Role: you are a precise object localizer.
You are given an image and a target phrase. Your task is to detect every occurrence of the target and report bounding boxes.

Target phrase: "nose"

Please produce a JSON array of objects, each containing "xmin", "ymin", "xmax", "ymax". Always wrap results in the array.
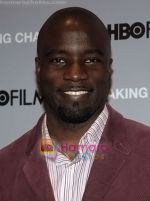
[{"xmin": 63, "ymin": 62, "xmax": 88, "ymax": 81}]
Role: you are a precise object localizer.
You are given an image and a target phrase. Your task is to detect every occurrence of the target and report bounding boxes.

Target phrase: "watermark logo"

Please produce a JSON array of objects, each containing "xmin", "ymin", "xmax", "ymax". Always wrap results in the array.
[
  {"xmin": 40, "ymin": 138, "xmax": 109, "ymax": 161},
  {"xmin": 0, "ymin": 0, "xmax": 67, "ymax": 6},
  {"xmin": 40, "ymin": 138, "xmax": 57, "ymax": 160}
]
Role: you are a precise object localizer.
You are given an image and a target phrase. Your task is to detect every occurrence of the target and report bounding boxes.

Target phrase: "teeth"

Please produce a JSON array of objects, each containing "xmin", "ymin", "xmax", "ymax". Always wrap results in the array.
[{"xmin": 64, "ymin": 91, "xmax": 88, "ymax": 95}]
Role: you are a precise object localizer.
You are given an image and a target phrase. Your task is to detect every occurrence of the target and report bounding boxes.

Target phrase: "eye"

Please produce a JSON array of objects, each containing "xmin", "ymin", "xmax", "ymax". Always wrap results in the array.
[
  {"xmin": 48, "ymin": 57, "xmax": 66, "ymax": 65},
  {"xmin": 84, "ymin": 57, "xmax": 101, "ymax": 64}
]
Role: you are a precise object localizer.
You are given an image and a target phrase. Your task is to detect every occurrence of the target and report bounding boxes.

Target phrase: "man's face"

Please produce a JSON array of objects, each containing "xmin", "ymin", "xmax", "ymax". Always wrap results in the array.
[{"xmin": 36, "ymin": 23, "xmax": 112, "ymax": 123}]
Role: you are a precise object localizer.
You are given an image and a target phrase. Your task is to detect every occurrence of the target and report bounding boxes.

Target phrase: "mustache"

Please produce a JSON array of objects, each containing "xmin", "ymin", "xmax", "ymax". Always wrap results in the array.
[{"xmin": 57, "ymin": 85, "xmax": 93, "ymax": 92}]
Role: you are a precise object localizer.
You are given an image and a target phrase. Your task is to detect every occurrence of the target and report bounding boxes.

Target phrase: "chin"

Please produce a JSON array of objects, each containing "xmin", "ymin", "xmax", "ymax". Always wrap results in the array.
[{"xmin": 57, "ymin": 103, "xmax": 99, "ymax": 124}]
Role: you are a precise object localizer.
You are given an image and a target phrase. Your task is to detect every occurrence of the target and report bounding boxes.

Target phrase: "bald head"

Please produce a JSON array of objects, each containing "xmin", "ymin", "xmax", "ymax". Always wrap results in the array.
[{"xmin": 37, "ymin": 7, "xmax": 111, "ymax": 59}]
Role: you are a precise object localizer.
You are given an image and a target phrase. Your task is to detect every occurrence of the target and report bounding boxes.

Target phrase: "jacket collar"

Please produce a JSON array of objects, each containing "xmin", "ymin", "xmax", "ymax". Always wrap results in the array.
[{"xmin": 13, "ymin": 105, "xmax": 131, "ymax": 201}]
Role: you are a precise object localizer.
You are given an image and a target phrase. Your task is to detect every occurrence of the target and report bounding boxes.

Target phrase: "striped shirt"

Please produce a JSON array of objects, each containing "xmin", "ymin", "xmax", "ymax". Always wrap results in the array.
[{"xmin": 42, "ymin": 105, "xmax": 108, "ymax": 201}]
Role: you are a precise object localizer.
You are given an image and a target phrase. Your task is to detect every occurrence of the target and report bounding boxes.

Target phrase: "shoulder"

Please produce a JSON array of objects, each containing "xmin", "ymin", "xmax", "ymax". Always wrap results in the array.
[
  {"xmin": 124, "ymin": 117, "xmax": 150, "ymax": 134},
  {"xmin": 0, "ymin": 114, "xmax": 44, "ymax": 159},
  {"xmin": 0, "ymin": 129, "xmax": 32, "ymax": 188},
  {"xmin": 113, "ymin": 106, "xmax": 150, "ymax": 154},
  {"xmin": 107, "ymin": 105, "xmax": 150, "ymax": 153},
  {"xmin": 0, "ymin": 115, "xmax": 44, "ymax": 188},
  {"xmin": 123, "ymin": 117, "xmax": 150, "ymax": 154},
  {"xmin": 0, "ymin": 128, "xmax": 32, "ymax": 160},
  {"xmin": 108, "ymin": 104, "xmax": 150, "ymax": 134}
]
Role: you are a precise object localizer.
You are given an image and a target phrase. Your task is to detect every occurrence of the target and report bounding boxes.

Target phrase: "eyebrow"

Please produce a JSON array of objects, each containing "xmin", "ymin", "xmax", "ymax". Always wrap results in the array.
[
  {"xmin": 84, "ymin": 49, "xmax": 104, "ymax": 56},
  {"xmin": 44, "ymin": 49, "xmax": 67, "ymax": 57},
  {"xmin": 44, "ymin": 48, "xmax": 104, "ymax": 57}
]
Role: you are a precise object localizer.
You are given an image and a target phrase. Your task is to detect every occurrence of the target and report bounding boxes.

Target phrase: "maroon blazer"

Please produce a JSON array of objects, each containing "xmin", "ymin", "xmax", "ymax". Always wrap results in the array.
[{"xmin": 0, "ymin": 105, "xmax": 150, "ymax": 201}]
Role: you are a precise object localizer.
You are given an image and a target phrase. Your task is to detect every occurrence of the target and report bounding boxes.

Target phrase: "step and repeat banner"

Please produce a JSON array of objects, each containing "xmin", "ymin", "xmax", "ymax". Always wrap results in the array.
[{"xmin": 0, "ymin": 0, "xmax": 150, "ymax": 148}]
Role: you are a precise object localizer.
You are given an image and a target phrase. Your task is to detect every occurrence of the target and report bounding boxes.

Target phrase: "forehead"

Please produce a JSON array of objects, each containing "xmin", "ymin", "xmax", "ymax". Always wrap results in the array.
[{"xmin": 41, "ymin": 27, "xmax": 108, "ymax": 54}]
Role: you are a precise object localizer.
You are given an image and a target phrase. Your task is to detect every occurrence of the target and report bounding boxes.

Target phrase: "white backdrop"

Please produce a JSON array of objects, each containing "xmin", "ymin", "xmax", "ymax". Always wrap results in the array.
[{"xmin": 0, "ymin": 0, "xmax": 150, "ymax": 148}]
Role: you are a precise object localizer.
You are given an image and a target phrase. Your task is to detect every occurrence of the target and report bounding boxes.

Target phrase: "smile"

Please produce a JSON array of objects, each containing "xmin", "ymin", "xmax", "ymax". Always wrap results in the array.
[{"xmin": 64, "ymin": 91, "xmax": 88, "ymax": 96}]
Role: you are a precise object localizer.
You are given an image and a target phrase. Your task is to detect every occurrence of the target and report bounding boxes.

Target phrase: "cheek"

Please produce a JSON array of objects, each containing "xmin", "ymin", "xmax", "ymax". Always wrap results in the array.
[
  {"xmin": 91, "ymin": 69, "xmax": 110, "ymax": 85},
  {"xmin": 39, "ymin": 70, "xmax": 62, "ymax": 90},
  {"xmin": 93, "ymin": 72, "xmax": 111, "ymax": 96},
  {"xmin": 38, "ymin": 75, "xmax": 56, "ymax": 97}
]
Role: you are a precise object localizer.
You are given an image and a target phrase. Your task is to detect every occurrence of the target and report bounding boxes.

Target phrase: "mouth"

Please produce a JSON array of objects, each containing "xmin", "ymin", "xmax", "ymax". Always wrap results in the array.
[
  {"xmin": 64, "ymin": 91, "xmax": 88, "ymax": 96},
  {"xmin": 61, "ymin": 87, "xmax": 92, "ymax": 99}
]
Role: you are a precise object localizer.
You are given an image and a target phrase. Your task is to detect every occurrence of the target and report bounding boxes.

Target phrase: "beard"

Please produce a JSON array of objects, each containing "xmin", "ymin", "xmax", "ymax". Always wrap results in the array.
[
  {"xmin": 42, "ymin": 89, "xmax": 108, "ymax": 124},
  {"xmin": 57, "ymin": 101, "xmax": 98, "ymax": 124}
]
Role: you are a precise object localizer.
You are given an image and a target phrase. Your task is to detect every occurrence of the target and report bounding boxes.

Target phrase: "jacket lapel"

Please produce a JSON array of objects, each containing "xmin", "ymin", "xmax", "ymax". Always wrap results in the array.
[
  {"xmin": 12, "ymin": 115, "xmax": 56, "ymax": 201},
  {"xmin": 12, "ymin": 106, "xmax": 131, "ymax": 201},
  {"xmin": 22, "ymin": 141, "xmax": 55, "ymax": 201},
  {"xmin": 82, "ymin": 105, "xmax": 131, "ymax": 201}
]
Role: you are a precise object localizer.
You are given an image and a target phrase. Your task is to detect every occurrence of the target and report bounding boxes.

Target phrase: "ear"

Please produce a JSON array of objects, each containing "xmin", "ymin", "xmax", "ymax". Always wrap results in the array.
[
  {"xmin": 108, "ymin": 58, "xmax": 113, "ymax": 74},
  {"xmin": 109, "ymin": 58, "xmax": 113, "ymax": 70},
  {"xmin": 35, "ymin": 57, "xmax": 42, "ymax": 96},
  {"xmin": 35, "ymin": 57, "xmax": 40, "ymax": 81},
  {"xmin": 107, "ymin": 58, "xmax": 113, "ymax": 97},
  {"xmin": 35, "ymin": 57, "xmax": 40, "ymax": 71},
  {"xmin": 109, "ymin": 58, "xmax": 113, "ymax": 65}
]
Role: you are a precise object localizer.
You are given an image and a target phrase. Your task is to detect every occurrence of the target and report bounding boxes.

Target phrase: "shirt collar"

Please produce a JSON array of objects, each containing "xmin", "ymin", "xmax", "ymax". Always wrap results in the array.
[
  {"xmin": 42, "ymin": 105, "xmax": 108, "ymax": 164},
  {"xmin": 79, "ymin": 105, "xmax": 108, "ymax": 146}
]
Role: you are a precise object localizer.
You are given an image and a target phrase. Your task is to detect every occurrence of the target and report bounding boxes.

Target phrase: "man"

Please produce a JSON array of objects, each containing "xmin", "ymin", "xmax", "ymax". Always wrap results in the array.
[{"xmin": 0, "ymin": 7, "xmax": 150, "ymax": 201}]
